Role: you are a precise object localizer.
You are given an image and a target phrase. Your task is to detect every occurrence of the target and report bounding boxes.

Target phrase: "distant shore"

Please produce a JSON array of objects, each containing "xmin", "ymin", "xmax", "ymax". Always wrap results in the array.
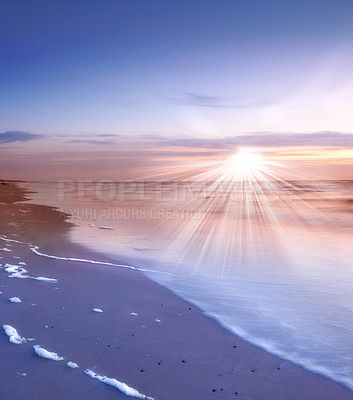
[{"xmin": 1, "ymin": 182, "xmax": 352, "ymax": 400}]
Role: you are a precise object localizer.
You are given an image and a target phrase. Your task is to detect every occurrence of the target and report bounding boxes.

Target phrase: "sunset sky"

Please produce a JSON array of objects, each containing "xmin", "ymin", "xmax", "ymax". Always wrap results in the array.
[{"xmin": 1, "ymin": 0, "xmax": 353, "ymax": 180}]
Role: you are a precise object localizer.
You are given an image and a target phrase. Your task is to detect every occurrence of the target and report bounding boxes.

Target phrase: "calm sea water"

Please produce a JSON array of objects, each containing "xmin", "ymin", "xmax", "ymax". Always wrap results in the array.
[{"xmin": 23, "ymin": 180, "xmax": 353, "ymax": 389}]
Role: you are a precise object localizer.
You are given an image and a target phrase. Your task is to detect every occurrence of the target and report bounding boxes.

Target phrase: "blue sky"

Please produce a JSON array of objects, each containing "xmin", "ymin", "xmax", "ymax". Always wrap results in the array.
[
  {"xmin": 2, "ymin": 0, "xmax": 353, "ymax": 134},
  {"xmin": 1, "ymin": 0, "xmax": 353, "ymax": 179}
]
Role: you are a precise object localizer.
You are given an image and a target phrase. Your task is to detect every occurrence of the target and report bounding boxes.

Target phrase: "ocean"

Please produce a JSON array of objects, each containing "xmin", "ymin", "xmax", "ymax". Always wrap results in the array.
[{"xmin": 22, "ymin": 179, "xmax": 353, "ymax": 390}]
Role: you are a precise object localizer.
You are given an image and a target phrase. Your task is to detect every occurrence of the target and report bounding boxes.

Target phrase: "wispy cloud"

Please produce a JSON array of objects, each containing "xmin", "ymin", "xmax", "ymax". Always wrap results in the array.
[
  {"xmin": 96, "ymin": 134, "xmax": 122, "ymax": 138},
  {"xmin": 4, "ymin": 130, "xmax": 353, "ymax": 151},
  {"xmin": 66, "ymin": 139, "xmax": 116, "ymax": 145},
  {"xmin": 156, "ymin": 132, "xmax": 353, "ymax": 149},
  {"xmin": 0, "ymin": 131, "xmax": 45, "ymax": 144},
  {"xmin": 170, "ymin": 93, "xmax": 276, "ymax": 109}
]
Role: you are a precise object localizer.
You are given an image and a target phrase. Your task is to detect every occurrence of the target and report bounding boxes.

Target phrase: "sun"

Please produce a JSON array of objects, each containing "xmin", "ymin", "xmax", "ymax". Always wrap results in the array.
[{"xmin": 229, "ymin": 149, "xmax": 262, "ymax": 174}]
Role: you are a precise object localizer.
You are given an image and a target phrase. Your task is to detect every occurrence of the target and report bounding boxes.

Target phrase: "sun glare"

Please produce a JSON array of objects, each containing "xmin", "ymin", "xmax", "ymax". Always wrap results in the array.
[{"xmin": 229, "ymin": 150, "xmax": 262, "ymax": 175}]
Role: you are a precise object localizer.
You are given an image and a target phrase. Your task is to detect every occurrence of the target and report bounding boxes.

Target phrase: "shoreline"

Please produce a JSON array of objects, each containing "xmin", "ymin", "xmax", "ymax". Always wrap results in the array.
[{"xmin": 1, "ymin": 182, "xmax": 353, "ymax": 399}]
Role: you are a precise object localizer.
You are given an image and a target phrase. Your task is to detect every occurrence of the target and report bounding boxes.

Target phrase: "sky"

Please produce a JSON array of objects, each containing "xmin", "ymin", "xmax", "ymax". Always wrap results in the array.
[{"xmin": 1, "ymin": 0, "xmax": 353, "ymax": 180}]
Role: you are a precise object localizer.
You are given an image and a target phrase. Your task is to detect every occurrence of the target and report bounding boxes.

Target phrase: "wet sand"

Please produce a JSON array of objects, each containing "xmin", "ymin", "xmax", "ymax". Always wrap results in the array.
[{"xmin": 1, "ymin": 182, "xmax": 353, "ymax": 400}]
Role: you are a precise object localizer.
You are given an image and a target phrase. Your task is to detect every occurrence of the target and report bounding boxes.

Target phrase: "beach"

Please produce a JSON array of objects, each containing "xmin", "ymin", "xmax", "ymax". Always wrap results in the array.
[{"xmin": 1, "ymin": 182, "xmax": 353, "ymax": 400}]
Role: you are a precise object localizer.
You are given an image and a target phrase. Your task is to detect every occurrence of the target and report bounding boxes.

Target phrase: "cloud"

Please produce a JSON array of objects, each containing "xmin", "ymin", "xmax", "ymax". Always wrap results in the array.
[
  {"xmin": 66, "ymin": 139, "xmax": 116, "ymax": 145},
  {"xmin": 170, "ymin": 93, "xmax": 276, "ymax": 109},
  {"xmin": 63, "ymin": 131, "xmax": 353, "ymax": 151},
  {"xmin": 4, "ymin": 130, "xmax": 353, "ymax": 153},
  {"xmin": 0, "ymin": 131, "xmax": 45, "ymax": 144},
  {"xmin": 96, "ymin": 134, "xmax": 122, "ymax": 138},
  {"xmin": 157, "ymin": 131, "xmax": 353, "ymax": 150}
]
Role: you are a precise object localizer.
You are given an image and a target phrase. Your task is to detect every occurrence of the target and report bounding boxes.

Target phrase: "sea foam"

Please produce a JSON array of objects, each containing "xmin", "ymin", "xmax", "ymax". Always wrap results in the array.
[
  {"xmin": 3, "ymin": 325, "xmax": 30, "ymax": 344},
  {"xmin": 9, "ymin": 297, "xmax": 22, "ymax": 303},
  {"xmin": 4, "ymin": 263, "xmax": 57, "ymax": 282},
  {"xmin": 66, "ymin": 361, "xmax": 79, "ymax": 369},
  {"xmin": 33, "ymin": 345, "xmax": 64, "ymax": 361},
  {"xmin": 84, "ymin": 369, "xmax": 154, "ymax": 399}
]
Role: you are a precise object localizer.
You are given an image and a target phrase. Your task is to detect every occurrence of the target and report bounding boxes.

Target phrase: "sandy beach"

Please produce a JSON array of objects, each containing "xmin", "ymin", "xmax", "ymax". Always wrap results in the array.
[{"xmin": 1, "ymin": 182, "xmax": 352, "ymax": 400}]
